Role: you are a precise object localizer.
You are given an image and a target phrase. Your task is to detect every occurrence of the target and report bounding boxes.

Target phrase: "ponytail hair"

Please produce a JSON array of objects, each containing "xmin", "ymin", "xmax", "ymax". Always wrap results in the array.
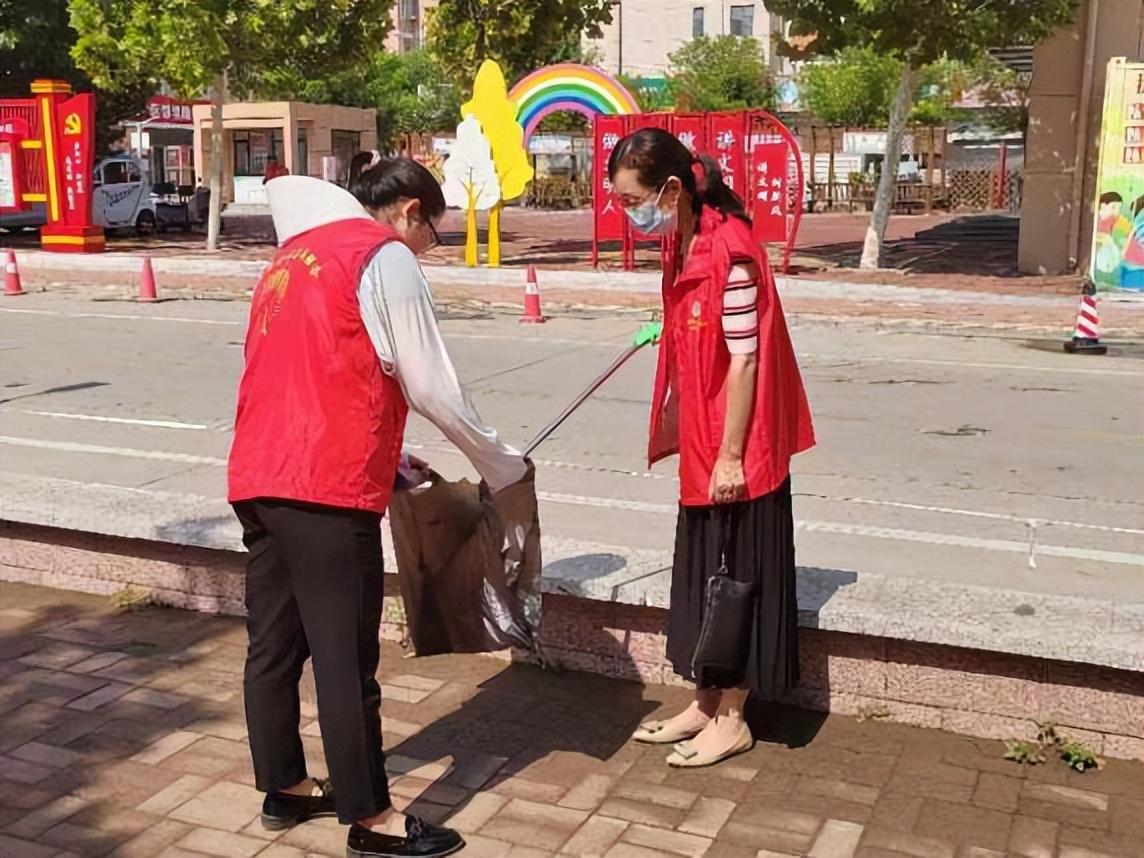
[
  {"xmin": 607, "ymin": 127, "xmax": 750, "ymax": 227},
  {"xmin": 346, "ymin": 154, "xmax": 446, "ymax": 221}
]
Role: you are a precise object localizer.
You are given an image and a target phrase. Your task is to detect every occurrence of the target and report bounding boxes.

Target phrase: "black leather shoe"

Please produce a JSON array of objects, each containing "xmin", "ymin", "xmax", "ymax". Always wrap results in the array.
[
  {"xmin": 346, "ymin": 816, "xmax": 465, "ymax": 858},
  {"xmin": 261, "ymin": 778, "xmax": 337, "ymax": 830}
]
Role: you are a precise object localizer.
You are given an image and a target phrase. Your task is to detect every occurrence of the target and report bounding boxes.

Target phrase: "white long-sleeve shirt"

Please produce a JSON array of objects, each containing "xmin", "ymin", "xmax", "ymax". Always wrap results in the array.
[
  {"xmin": 265, "ymin": 176, "xmax": 525, "ymax": 492},
  {"xmin": 358, "ymin": 242, "xmax": 527, "ymax": 492}
]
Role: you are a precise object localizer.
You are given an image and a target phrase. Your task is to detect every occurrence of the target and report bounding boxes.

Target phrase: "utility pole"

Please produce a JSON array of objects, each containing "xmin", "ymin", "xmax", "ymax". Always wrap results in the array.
[{"xmin": 610, "ymin": 0, "xmax": 623, "ymax": 76}]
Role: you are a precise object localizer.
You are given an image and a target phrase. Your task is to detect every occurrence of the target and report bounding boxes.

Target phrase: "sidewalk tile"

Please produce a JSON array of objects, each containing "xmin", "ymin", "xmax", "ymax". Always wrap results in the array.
[
  {"xmin": 178, "ymin": 826, "xmax": 267, "ymax": 857},
  {"xmin": 130, "ymin": 731, "xmax": 200, "ymax": 765},
  {"xmin": 168, "ymin": 780, "xmax": 263, "ymax": 832},
  {"xmin": 0, "ymin": 755, "xmax": 52, "ymax": 784},
  {"xmin": 598, "ymin": 797, "xmax": 685, "ymax": 829},
  {"xmin": 70, "ymin": 652, "xmax": 131, "ymax": 674},
  {"xmin": 914, "ymin": 800, "xmax": 1012, "ymax": 851},
  {"xmin": 0, "ymin": 833, "xmax": 58, "ymax": 858},
  {"xmin": 4, "ymin": 794, "xmax": 89, "ymax": 838},
  {"xmin": 480, "ymin": 799, "xmax": 588, "ymax": 851},
  {"xmin": 1008, "ymin": 816, "xmax": 1057, "ymax": 858},
  {"xmin": 136, "ymin": 774, "xmax": 212, "ymax": 815},
  {"xmin": 559, "ymin": 774, "xmax": 615, "ymax": 811},
  {"xmin": 67, "ymin": 682, "xmax": 132, "ymax": 712},
  {"xmin": 449, "ymin": 753, "xmax": 509, "ymax": 790},
  {"xmin": 859, "ymin": 827, "xmax": 955, "ymax": 858},
  {"xmin": 971, "ymin": 773, "xmax": 1022, "ymax": 812},
  {"xmin": 10, "ymin": 741, "xmax": 81, "ymax": 769},
  {"xmin": 461, "ymin": 833, "xmax": 517, "ymax": 857},
  {"xmin": 809, "ymin": 820, "xmax": 864, "ymax": 858},
  {"xmin": 561, "ymin": 816, "xmax": 628, "ymax": 856},
  {"xmin": 123, "ymin": 687, "xmax": 190, "ymax": 710},
  {"xmin": 250, "ymin": 844, "xmax": 307, "ymax": 858},
  {"xmin": 622, "ymin": 822, "xmax": 711, "ymax": 857},
  {"xmin": 798, "ymin": 776, "xmax": 880, "ymax": 806},
  {"xmin": 603, "ymin": 844, "xmax": 672, "ymax": 858},
  {"xmin": 107, "ymin": 819, "xmax": 192, "ymax": 858},
  {"xmin": 489, "ymin": 774, "xmax": 568, "ymax": 804},
  {"xmin": 679, "ymin": 797, "xmax": 735, "ymax": 838},
  {"xmin": 611, "ymin": 781, "xmax": 699, "ymax": 811},
  {"xmin": 446, "ymin": 792, "xmax": 508, "ymax": 833},
  {"xmin": 720, "ymin": 821, "xmax": 815, "ymax": 854}
]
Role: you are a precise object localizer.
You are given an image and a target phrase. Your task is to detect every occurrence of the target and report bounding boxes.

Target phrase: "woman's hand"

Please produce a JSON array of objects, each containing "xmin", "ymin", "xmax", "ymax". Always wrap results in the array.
[{"xmin": 708, "ymin": 455, "xmax": 746, "ymax": 505}]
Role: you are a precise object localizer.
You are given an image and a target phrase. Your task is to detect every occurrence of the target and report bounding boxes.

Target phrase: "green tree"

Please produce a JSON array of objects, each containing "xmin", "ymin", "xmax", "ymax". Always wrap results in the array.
[
  {"xmin": 426, "ymin": 0, "xmax": 614, "ymax": 86},
  {"xmin": 769, "ymin": 0, "xmax": 1077, "ymax": 269},
  {"xmin": 667, "ymin": 36, "xmax": 774, "ymax": 112},
  {"xmin": 260, "ymin": 50, "xmax": 462, "ymax": 148},
  {"xmin": 1, "ymin": 0, "xmax": 150, "ymax": 151},
  {"xmin": 69, "ymin": 0, "xmax": 391, "ymax": 251}
]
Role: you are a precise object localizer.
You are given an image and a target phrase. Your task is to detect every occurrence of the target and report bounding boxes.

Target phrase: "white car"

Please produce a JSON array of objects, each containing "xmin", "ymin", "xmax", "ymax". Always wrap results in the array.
[{"xmin": 0, "ymin": 154, "xmax": 189, "ymax": 235}]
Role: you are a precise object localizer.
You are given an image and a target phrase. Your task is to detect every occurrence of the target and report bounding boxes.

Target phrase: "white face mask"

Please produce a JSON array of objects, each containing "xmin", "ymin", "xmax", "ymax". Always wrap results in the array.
[{"xmin": 624, "ymin": 182, "xmax": 677, "ymax": 235}]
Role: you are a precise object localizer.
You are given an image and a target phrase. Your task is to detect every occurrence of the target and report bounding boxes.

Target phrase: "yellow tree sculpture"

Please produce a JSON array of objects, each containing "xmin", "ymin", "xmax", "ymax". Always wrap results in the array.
[{"xmin": 461, "ymin": 60, "xmax": 534, "ymax": 267}]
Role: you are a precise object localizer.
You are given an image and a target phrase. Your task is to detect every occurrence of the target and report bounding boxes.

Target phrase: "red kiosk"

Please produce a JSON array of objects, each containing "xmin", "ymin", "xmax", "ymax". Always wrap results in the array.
[
  {"xmin": 0, "ymin": 79, "xmax": 103, "ymax": 253},
  {"xmin": 592, "ymin": 110, "xmax": 804, "ymax": 275}
]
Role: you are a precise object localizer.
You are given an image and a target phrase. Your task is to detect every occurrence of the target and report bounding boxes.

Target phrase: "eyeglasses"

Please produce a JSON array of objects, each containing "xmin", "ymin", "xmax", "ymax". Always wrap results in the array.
[{"xmin": 424, "ymin": 218, "xmax": 441, "ymax": 251}]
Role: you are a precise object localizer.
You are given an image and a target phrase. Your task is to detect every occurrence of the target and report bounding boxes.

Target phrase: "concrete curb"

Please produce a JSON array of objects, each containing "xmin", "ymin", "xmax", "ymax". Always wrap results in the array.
[
  {"xmin": 2, "ymin": 471, "xmax": 1140, "ymax": 674},
  {"xmin": 14, "ymin": 249, "xmax": 1144, "ymax": 311}
]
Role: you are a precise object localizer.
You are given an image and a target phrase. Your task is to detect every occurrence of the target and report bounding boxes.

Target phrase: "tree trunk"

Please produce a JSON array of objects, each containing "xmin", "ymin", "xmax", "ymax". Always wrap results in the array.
[
  {"xmin": 859, "ymin": 63, "xmax": 917, "ymax": 270},
  {"xmin": 206, "ymin": 71, "xmax": 227, "ymax": 253},
  {"xmin": 488, "ymin": 201, "xmax": 502, "ymax": 267}
]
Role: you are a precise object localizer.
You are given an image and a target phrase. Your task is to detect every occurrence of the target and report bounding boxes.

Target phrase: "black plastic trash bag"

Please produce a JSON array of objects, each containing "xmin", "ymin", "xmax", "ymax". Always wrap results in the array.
[{"xmin": 388, "ymin": 466, "xmax": 541, "ymax": 656}]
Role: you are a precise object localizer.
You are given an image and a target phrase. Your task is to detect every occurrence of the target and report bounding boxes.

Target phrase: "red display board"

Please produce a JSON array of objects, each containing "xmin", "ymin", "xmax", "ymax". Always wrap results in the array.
[
  {"xmin": 591, "ymin": 110, "xmax": 803, "ymax": 274},
  {"xmin": 591, "ymin": 114, "xmax": 627, "ymax": 266},
  {"xmin": 0, "ymin": 79, "xmax": 103, "ymax": 252}
]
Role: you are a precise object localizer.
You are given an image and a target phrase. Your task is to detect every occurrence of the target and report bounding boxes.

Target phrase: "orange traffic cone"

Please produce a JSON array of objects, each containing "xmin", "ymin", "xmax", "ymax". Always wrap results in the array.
[
  {"xmin": 138, "ymin": 256, "xmax": 158, "ymax": 303},
  {"xmin": 520, "ymin": 264, "xmax": 547, "ymax": 324},
  {"xmin": 1063, "ymin": 279, "xmax": 1107, "ymax": 355},
  {"xmin": 4, "ymin": 250, "xmax": 25, "ymax": 297}
]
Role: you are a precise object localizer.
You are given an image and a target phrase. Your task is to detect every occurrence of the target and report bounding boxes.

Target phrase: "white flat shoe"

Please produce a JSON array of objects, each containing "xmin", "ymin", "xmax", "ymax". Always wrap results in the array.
[
  {"xmin": 665, "ymin": 723, "xmax": 754, "ymax": 768},
  {"xmin": 632, "ymin": 717, "xmax": 707, "ymax": 745}
]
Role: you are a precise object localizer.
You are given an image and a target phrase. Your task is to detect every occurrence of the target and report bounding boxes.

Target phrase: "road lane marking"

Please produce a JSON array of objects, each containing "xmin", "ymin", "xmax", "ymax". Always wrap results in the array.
[
  {"xmin": 1, "ymin": 434, "xmax": 1136, "ymax": 565},
  {"xmin": 0, "ymin": 436, "xmax": 226, "ymax": 466},
  {"xmin": 532, "ymin": 491, "xmax": 1143, "ymax": 566},
  {"xmin": 23, "ymin": 411, "xmax": 210, "ymax": 430},
  {"xmin": 5, "ymin": 307, "xmax": 1140, "ymax": 376},
  {"xmin": 799, "ymin": 353, "xmax": 1142, "ymax": 378}
]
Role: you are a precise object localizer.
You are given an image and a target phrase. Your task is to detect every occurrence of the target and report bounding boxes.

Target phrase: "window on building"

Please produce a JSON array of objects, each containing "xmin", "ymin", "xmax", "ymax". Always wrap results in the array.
[
  {"xmin": 331, "ymin": 129, "xmax": 362, "ymax": 186},
  {"xmin": 729, "ymin": 4, "xmax": 754, "ymax": 36},
  {"xmin": 692, "ymin": 7, "xmax": 704, "ymax": 38},
  {"xmin": 232, "ymin": 129, "xmax": 285, "ymax": 177}
]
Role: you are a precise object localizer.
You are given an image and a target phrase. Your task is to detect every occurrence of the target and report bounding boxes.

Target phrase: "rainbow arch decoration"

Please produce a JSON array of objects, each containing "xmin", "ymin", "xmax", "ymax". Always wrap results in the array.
[{"xmin": 508, "ymin": 63, "xmax": 640, "ymax": 140}]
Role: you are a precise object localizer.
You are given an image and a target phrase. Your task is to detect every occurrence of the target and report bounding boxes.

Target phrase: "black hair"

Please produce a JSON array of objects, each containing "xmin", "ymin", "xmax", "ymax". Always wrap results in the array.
[
  {"xmin": 1134, "ymin": 196, "xmax": 1144, "ymax": 219},
  {"xmin": 1099, "ymin": 191, "xmax": 1123, "ymax": 205},
  {"xmin": 347, "ymin": 154, "xmax": 446, "ymax": 221},
  {"xmin": 607, "ymin": 127, "xmax": 750, "ymax": 227}
]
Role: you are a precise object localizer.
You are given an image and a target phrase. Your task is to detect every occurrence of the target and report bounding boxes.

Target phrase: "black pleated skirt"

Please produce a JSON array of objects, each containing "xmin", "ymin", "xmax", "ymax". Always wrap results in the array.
[{"xmin": 665, "ymin": 477, "xmax": 799, "ymax": 698}]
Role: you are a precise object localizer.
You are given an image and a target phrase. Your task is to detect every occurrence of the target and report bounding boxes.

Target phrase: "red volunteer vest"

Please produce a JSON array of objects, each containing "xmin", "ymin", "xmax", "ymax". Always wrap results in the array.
[
  {"xmin": 649, "ymin": 207, "xmax": 815, "ymax": 506},
  {"xmin": 228, "ymin": 218, "xmax": 409, "ymax": 514}
]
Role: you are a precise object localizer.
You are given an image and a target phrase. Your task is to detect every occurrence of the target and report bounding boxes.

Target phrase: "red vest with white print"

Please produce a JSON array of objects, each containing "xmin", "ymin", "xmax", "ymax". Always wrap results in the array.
[
  {"xmin": 648, "ymin": 207, "xmax": 815, "ymax": 506},
  {"xmin": 228, "ymin": 219, "xmax": 409, "ymax": 514}
]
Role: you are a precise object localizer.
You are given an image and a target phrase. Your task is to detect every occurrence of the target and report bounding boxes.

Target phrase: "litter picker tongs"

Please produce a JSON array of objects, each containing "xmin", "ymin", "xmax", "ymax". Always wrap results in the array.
[{"xmin": 522, "ymin": 321, "xmax": 662, "ymax": 458}]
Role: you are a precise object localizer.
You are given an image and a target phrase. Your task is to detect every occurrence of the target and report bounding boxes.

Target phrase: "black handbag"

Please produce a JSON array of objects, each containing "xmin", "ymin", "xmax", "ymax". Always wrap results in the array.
[{"xmin": 691, "ymin": 514, "xmax": 755, "ymax": 688}]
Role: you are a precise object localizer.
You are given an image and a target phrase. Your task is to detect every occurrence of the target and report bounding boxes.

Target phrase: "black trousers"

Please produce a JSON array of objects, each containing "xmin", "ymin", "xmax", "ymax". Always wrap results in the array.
[{"xmin": 234, "ymin": 499, "xmax": 391, "ymax": 824}]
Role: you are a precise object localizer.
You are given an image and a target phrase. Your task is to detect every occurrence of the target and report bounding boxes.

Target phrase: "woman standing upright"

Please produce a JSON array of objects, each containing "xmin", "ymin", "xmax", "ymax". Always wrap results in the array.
[{"xmin": 611, "ymin": 128, "xmax": 815, "ymax": 768}]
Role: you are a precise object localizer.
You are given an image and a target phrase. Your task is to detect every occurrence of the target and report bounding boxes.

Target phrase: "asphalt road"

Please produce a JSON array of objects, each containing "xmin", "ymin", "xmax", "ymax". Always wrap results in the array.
[{"xmin": 2, "ymin": 291, "xmax": 1141, "ymax": 603}]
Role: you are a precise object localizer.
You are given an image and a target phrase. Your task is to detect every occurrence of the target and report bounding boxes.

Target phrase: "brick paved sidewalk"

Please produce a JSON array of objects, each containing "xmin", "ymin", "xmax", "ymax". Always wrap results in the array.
[{"xmin": 2, "ymin": 583, "xmax": 1142, "ymax": 858}]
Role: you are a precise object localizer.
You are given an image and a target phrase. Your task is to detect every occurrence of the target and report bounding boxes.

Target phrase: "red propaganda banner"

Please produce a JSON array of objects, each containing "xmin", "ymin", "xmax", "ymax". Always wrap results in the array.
[
  {"xmin": 146, "ymin": 94, "xmax": 200, "ymax": 125},
  {"xmin": 706, "ymin": 112, "xmax": 745, "ymax": 197},
  {"xmin": 54, "ymin": 93, "xmax": 95, "ymax": 228},
  {"xmin": 593, "ymin": 115, "xmax": 626, "ymax": 244},
  {"xmin": 671, "ymin": 114, "xmax": 705, "ymax": 155},
  {"xmin": 751, "ymin": 142, "xmax": 788, "ymax": 243}
]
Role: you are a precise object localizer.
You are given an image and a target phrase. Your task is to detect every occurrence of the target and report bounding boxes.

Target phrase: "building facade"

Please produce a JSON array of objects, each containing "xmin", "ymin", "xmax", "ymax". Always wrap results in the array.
[
  {"xmin": 1018, "ymin": 0, "xmax": 1144, "ymax": 275},
  {"xmin": 582, "ymin": 1, "xmax": 788, "ymax": 79},
  {"xmin": 384, "ymin": 0, "xmax": 438, "ymax": 54}
]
